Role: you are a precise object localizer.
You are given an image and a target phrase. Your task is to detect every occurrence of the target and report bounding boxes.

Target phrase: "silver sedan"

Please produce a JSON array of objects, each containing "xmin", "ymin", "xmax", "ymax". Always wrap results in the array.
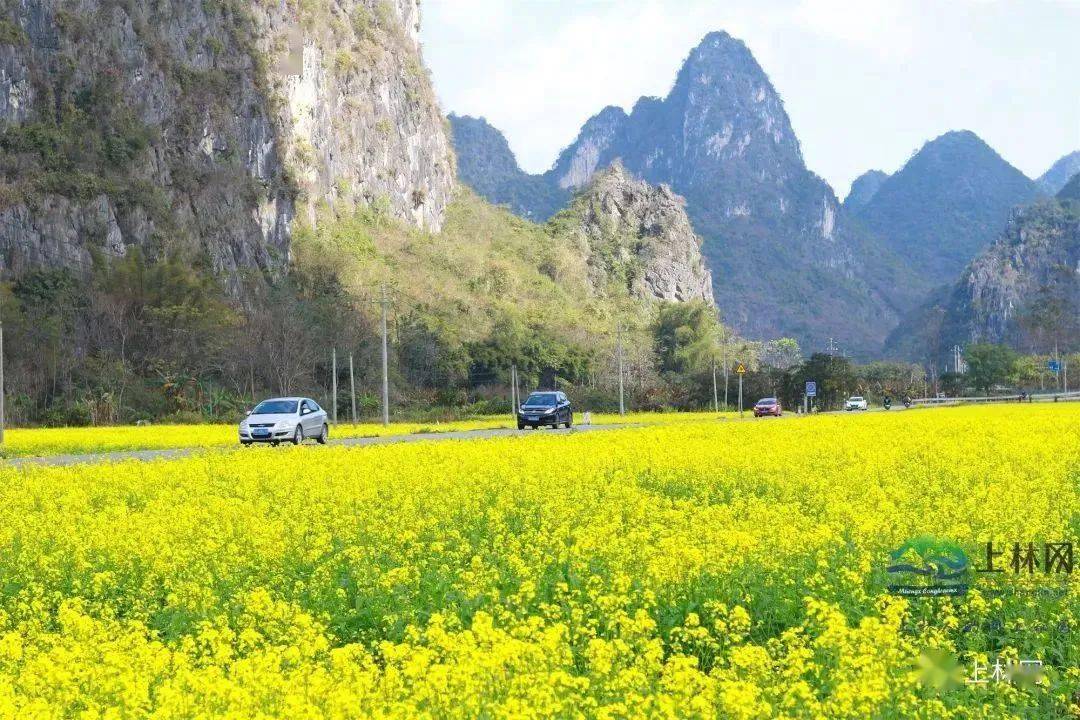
[{"xmin": 239, "ymin": 397, "xmax": 329, "ymax": 446}]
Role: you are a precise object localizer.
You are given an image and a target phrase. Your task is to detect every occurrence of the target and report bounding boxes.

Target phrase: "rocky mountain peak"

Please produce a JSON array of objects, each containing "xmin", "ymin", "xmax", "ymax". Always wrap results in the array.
[
  {"xmin": 449, "ymin": 114, "xmax": 525, "ymax": 180},
  {"xmin": 678, "ymin": 31, "xmax": 756, "ymax": 76},
  {"xmin": 667, "ymin": 31, "xmax": 803, "ymax": 175},
  {"xmin": 850, "ymin": 129, "xmax": 1043, "ymax": 294},
  {"xmin": 550, "ymin": 106, "xmax": 628, "ymax": 190},
  {"xmin": 1039, "ymin": 151, "xmax": 1080, "ymax": 194},
  {"xmin": 558, "ymin": 161, "xmax": 714, "ymax": 305},
  {"xmin": 843, "ymin": 170, "xmax": 889, "ymax": 210}
]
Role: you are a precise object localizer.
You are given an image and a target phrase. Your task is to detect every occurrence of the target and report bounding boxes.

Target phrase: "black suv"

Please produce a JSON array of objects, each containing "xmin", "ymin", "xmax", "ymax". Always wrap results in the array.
[{"xmin": 518, "ymin": 391, "xmax": 573, "ymax": 429}]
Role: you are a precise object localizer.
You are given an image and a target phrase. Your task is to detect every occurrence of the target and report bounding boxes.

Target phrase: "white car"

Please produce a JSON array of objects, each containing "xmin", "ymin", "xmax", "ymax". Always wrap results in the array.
[
  {"xmin": 240, "ymin": 397, "xmax": 329, "ymax": 445},
  {"xmin": 845, "ymin": 396, "xmax": 869, "ymax": 411}
]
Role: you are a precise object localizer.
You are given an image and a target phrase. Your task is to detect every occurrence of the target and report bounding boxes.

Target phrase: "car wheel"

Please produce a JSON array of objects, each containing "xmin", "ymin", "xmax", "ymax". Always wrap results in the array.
[
  {"xmin": 241, "ymin": 441, "xmax": 252, "ymax": 446},
  {"xmin": 292, "ymin": 426, "xmax": 304, "ymax": 445},
  {"xmin": 317, "ymin": 424, "xmax": 328, "ymax": 445},
  {"xmin": 517, "ymin": 422, "xmax": 525, "ymax": 430},
  {"xmin": 567, "ymin": 415, "xmax": 573, "ymax": 429}
]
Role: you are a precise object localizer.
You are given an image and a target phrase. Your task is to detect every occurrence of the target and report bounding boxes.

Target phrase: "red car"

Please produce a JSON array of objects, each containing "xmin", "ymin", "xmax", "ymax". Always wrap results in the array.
[{"xmin": 753, "ymin": 397, "xmax": 782, "ymax": 417}]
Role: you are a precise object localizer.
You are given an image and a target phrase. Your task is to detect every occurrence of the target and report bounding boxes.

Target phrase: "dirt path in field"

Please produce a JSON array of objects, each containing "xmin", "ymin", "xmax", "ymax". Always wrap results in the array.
[{"xmin": 1, "ymin": 423, "xmax": 636, "ymax": 468}]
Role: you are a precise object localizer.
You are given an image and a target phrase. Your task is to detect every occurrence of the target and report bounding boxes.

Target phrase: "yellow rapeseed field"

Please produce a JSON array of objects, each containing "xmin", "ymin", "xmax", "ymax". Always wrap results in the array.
[{"xmin": 0, "ymin": 404, "xmax": 1077, "ymax": 718}]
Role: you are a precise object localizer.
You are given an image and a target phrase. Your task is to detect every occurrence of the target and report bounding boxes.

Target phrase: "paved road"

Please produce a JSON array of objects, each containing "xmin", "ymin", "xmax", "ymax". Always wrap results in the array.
[
  {"xmin": 2, "ymin": 406, "xmax": 914, "ymax": 469},
  {"xmin": 2, "ymin": 423, "xmax": 632, "ymax": 469}
]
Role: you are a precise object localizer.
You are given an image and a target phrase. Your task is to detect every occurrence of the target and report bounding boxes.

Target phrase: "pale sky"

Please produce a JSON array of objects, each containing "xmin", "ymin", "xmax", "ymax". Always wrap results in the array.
[{"xmin": 420, "ymin": 0, "xmax": 1080, "ymax": 198}]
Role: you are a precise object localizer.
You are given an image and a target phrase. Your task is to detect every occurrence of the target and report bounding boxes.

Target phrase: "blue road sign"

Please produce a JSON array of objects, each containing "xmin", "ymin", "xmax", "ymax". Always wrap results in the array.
[
  {"xmin": 806, "ymin": 381, "xmax": 817, "ymax": 397},
  {"xmin": 1048, "ymin": 360, "xmax": 1061, "ymax": 373}
]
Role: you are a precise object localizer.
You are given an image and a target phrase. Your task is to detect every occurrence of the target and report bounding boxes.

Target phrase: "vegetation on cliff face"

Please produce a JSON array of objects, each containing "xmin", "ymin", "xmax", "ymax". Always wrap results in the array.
[
  {"xmin": 546, "ymin": 163, "xmax": 714, "ymax": 305},
  {"xmin": 448, "ymin": 113, "xmax": 568, "ymax": 221},
  {"xmin": 1037, "ymin": 150, "xmax": 1080, "ymax": 194},
  {"xmin": 850, "ymin": 130, "xmax": 1044, "ymax": 298},
  {"xmin": 887, "ymin": 195, "xmax": 1080, "ymax": 363},
  {"xmin": 0, "ymin": 0, "xmax": 454, "ymax": 285},
  {"xmin": 0, "ymin": 0, "xmax": 296, "ymax": 279},
  {"xmin": 945, "ymin": 197, "xmax": 1079, "ymax": 353},
  {"xmin": 264, "ymin": 0, "xmax": 455, "ymax": 231}
]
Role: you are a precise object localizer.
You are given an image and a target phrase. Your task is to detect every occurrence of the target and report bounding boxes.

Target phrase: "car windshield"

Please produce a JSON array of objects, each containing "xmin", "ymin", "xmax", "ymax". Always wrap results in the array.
[
  {"xmin": 757, "ymin": 398, "xmax": 776, "ymax": 404},
  {"xmin": 849, "ymin": 397, "xmax": 864, "ymax": 401},
  {"xmin": 524, "ymin": 393, "xmax": 558, "ymax": 406},
  {"xmin": 251, "ymin": 400, "xmax": 298, "ymax": 415}
]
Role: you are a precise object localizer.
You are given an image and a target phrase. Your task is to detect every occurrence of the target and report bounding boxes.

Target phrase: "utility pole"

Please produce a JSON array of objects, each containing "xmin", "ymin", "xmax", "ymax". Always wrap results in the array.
[
  {"xmin": 711, "ymin": 357, "xmax": 718, "ymax": 413},
  {"xmin": 1054, "ymin": 343, "xmax": 1061, "ymax": 393},
  {"xmin": 616, "ymin": 324, "xmax": 625, "ymax": 416},
  {"xmin": 349, "ymin": 353, "xmax": 357, "ymax": 425},
  {"xmin": 331, "ymin": 348, "xmax": 338, "ymax": 425},
  {"xmin": 518, "ymin": 362, "xmax": 527, "ymax": 408},
  {"xmin": 510, "ymin": 364, "xmax": 518, "ymax": 420},
  {"xmin": 380, "ymin": 284, "xmax": 390, "ymax": 426},
  {"xmin": 723, "ymin": 336, "xmax": 729, "ymax": 410},
  {"xmin": 737, "ymin": 369, "xmax": 743, "ymax": 417}
]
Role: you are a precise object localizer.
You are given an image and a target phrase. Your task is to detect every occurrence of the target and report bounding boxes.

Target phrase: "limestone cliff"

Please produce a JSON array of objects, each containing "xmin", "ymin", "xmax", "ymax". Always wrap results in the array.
[
  {"xmin": 889, "ymin": 193, "xmax": 1080, "ymax": 360},
  {"xmin": 1038, "ymin": 151, "xmax": 1080, "ymax": 194},
  {"xmin": 552, "ymin": 163, "xmax": 714, "ymax": 305},
  {"xmin": 843, "ymin": 170, "xmax": 888, "ymax": 210},
  {"xmin": 0, "ymin": 0, "xmax": 453, "ymax": 284},
  {"xmin": 265, "ymin": 0, "xmax": 453, "ymax": 231},
  {"xmin": 940, "ymin": 196, "xmax": 1080, "ymax": 351}
]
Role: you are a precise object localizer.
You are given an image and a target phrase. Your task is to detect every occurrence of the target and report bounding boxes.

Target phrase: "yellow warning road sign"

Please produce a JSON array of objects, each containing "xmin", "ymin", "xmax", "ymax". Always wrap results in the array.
[{"xmin": 735, "ymin": 363, "xmax": 746, "ymax": 374}]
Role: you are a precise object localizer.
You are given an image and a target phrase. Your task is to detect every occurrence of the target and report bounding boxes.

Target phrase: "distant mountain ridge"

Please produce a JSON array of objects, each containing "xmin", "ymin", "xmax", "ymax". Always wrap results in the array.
[
  {"xmin": 1038, "ymin": 151, "xmax": 1080, "ymax": 194},
  {"xmin": 453, "ymin": 31, "xmax": 898, "ymax": 355},
  {"xmin": 848, "ymin": 130, "xmax": 1044, "ymax": 299},
  {"xmin": 449, "ymin": 31, "xmax": 1068, "ymax": 358},
  {"xmin": 447, "ymin": 114, "xmax": 569, "ymax": 221},
  {"xmin": 843, "ymin": 170, "xmax": 888, "ymax": 210}
]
